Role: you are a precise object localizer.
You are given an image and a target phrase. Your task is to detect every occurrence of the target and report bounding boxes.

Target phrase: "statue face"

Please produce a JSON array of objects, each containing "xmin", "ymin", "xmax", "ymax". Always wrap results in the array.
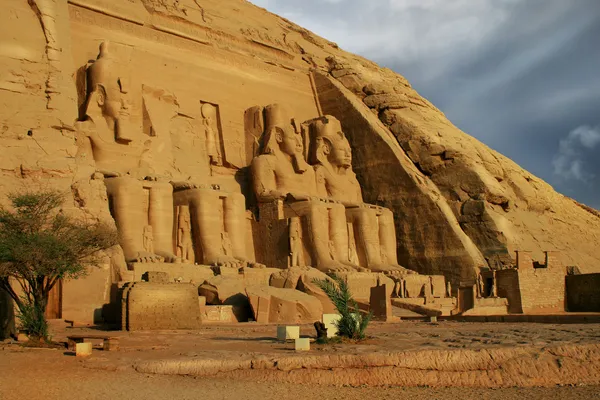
[
  {"xmin": 94, "ymin": 85, "xmax": 127, "ymax": 122},
  {"xmin": 278, "ymin": 126, "xmax": 303, "ymax": 157},
  {"xmin": 329, "ymin": 137, "xmax": 352, "ymax": 168}
]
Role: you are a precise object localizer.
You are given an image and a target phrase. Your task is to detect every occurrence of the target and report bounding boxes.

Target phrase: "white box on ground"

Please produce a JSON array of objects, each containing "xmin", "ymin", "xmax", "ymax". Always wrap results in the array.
[
  {"xmin": 277, "ymin": 325, "xmax": 300, "ymax": 341},
  {"xmin": 295, "ymin": 338, "xmax": 310, "ymax": 351},
  {"xmin": 322, "ymin": 313, "xmax": 341, "ymax": 338},
  {"xmin": 75, "ymin": 342, "xmax": 93, "ymax": 357}
]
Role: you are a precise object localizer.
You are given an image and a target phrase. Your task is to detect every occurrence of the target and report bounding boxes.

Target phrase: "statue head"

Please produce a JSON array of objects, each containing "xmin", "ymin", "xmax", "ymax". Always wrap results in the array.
[
  {"xmin": 309, "ymin": 116, "xmax": 352, "ymax": 170},
  {"xmin": 85, "ymin": 41, "xmax": 131, "ymax": 140},
  {"xmin": 260, "ymin": 104, "xmax": 309, "ymax": 173},
  {"xmin": 261, "ymin": 104, "xmax": 303, "ymax": 157}
]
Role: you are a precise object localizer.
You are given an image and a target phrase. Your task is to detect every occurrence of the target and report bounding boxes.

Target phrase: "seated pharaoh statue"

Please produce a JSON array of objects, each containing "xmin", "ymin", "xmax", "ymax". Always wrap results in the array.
[
  {"xmin": 251, "ymin": 104, "xmax": 360, "ymax": 273},
  {"xmin": 77, "ymin": 41, "xmax": 255, "ymax": 269},
  {"xmin": 77, "ymin": 41, "xmax": 177, "ymax": 264},
  {"xmin": 308, "ymin": 115, "xmax": 410, "ymax": 275}
]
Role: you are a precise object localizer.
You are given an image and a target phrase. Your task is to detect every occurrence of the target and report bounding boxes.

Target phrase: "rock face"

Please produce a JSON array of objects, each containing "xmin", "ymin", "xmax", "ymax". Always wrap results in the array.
[{"xmin": 1, "ymin": 0, "xmax": 599, "ymax": 322}]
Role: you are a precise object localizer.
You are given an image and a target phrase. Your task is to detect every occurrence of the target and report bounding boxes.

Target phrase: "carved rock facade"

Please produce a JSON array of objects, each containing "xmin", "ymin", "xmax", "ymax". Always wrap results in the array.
[{"xmin": 1, "ymin": 0, "xmax": 598, "ymax": 323}]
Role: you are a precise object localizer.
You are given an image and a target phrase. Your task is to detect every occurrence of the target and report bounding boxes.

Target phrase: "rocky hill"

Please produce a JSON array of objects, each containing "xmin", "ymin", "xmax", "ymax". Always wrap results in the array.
[{"xmin": 1, "ymin": 0, "xmax": 599, "ymax": 284}]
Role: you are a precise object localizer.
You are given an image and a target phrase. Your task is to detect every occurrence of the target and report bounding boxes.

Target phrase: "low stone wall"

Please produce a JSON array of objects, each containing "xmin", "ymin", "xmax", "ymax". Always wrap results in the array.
[
  {"xmin": 121, "ymin": 282, "xmax": 202, "ymax": 331},
  {"xmin": 566, "ymin": 273, "xmax": 600, "ymax": 312}
]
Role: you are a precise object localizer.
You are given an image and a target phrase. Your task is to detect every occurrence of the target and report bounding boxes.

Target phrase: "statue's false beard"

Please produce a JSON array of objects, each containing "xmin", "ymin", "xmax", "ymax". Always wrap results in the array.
[{"xmin": 291, "ymin": 152, "xmax": 310, "ymax": 174}]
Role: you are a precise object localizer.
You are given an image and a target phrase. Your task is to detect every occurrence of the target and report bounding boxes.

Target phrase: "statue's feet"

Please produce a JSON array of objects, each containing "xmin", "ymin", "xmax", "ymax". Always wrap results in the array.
[
  {"xmin": 318, "ymin": 261, "xmax": 357, "ymax": 275},
  {"xmin": 369, "ymin": 264, "xmax": 411, "ymax": 278},
  {"xmin": 130, "ymin": 251, "xmax": 164, "ymax": 263},
  {"xmin": 156, "ymin": 252, "xmax": 182, "ymax": 264},
  {"xmin": 210, "ymin": 255, "xmax": 245, "ymax": 269},
  {"xmin": 246, "ymin": 261, "xmax": 267, "ymax": 269}
]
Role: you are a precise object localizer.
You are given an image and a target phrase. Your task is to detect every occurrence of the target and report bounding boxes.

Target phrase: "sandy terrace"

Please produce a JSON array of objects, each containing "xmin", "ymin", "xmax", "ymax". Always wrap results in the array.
[{"xmin": 2, "ymin": 320, "xmax": 600, "ymax": 399}]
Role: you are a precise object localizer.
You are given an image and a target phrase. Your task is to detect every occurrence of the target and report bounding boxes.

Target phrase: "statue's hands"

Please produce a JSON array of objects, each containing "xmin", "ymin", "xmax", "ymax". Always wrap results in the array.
[
  {"xmin": 171, "ymin": 181, "xmax": 209, "ymax": 190},
  {"xmin": 286, "ymin": 192, "xmax": 310, "ymax": 201},
  {"xmin": 97, "ymin": 169, "xmax": 121, "ymax": 178}
]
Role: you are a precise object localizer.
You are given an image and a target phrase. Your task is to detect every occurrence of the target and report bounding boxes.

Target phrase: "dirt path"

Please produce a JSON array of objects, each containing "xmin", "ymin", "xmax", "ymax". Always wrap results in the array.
[
  {"xmin": 2, "ymin": 320, "xmax": 600, "ymax": 399},
  {"xmin": 1, "ymin": 350, "xmax": 599, "ymax": 400}
]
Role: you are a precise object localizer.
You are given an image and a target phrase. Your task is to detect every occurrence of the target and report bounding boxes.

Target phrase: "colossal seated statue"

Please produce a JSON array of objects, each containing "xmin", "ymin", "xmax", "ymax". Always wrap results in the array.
[
  {"xmin": 308, "ymin": 115, "xmax": 409, "ymax": 275},
  {"xmin": 77, "ymin": 42, "xmax": 176, "ymax": 264},
  {"xmin": 251, "ymin": 104, "xmax": 357, "ymax": 273},
  {"xmin": 78, "ymin": 41, "xmax": 255, "ymax": 268}
]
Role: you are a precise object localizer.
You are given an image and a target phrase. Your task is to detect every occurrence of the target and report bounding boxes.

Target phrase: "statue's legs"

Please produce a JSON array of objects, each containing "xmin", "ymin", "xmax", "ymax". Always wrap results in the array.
[
  {"xmin": 378, "ymin": 208, "xmax": 399, "ymax": 265},
  {"xmin": 329, "ymin": 203, "xmax": 355, "ymax": 266},
  {"xmin": 175, "ymin": 189, "xmax": 222, "ymax": 265},
  {"xmin": 346, "ymin": 207, "xmax": 383, "ymax": 268},
  {"xmin": 105, "ymin": 177, "xmax": 161, "ymax": 262},
  {"xmin": 223, "ymin": 192, "xmax": 247, "ymax": 261},
  {"xmin": 147, "ymin": 182, "xmax": 176, "ymax": 261},
  {"xmin": 305, "ymin": 202, "xmax": 355, "ymax": 273}
]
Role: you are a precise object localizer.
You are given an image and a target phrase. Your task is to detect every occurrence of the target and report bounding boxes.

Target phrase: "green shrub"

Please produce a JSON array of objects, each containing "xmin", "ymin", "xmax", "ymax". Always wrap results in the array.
[
  {"xmin": 16, "ymin": 300, "xmax": 48, "ymax": 341},
  {"xmin": 313, "ymin": 274, "xmax": 372, "ymax": 341}
]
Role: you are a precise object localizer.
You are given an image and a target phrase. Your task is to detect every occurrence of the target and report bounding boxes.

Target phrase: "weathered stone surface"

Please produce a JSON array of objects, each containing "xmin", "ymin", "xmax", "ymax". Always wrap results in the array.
[
  {"xmin": 121, "ymin": 282, "xmax": 202, "ymax": 331},
  {"xmin": 198, "ymin": 276, "xmax": 250, "ymax": 321},
  {"xmin": 142, "ymin": 271, "xmax": 170, "ymax": 284},
  {"xmin": 1, "ymin": 0, "xmax": 599, "ymax": 325},
  {"xmin": 246, "ymin": 286, "xmax": 323, "ymax": 324},
  {"xmin": 369, "ymin": 285, "xmax": 392, "ymax": 321},
  {"xmin": 270, "ymin": 267, "xmax": 336, "ymax": 314}
]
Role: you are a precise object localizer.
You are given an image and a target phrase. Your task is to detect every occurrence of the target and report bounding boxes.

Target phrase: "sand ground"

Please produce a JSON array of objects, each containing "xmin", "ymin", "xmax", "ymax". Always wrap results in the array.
[{"xmin": 1, "ymin": 320, "xmax": 600, "ymax": 399}]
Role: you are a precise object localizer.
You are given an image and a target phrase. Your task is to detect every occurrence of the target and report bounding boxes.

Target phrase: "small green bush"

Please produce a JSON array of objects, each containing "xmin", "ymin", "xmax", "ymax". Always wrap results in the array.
[
  {"xmin": 16, "ymin": 300, "xmax": 48, "ymax": 340},
  {"xmin": 313, "ymin": 274, "xmax": 372, "ymax": 341}
]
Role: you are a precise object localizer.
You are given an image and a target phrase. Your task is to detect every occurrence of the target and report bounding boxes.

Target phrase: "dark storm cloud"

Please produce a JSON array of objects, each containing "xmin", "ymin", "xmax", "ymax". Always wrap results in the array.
[{"xmin": 251, "ymin": 0, "xmax": 600, "ymax": 208}]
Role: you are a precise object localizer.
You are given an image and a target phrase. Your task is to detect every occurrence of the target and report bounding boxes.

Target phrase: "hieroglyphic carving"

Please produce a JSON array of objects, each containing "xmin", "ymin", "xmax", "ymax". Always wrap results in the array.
[{"xmin": 143, "ymin": 225, "xmax": 154, "ymax": 253}]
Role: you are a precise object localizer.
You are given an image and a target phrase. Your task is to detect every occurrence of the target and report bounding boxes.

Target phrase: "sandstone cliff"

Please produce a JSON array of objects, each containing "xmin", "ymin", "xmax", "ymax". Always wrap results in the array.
[{"xmin": 1, "ymin": 0, "xmax": 599, "ymax": 286}]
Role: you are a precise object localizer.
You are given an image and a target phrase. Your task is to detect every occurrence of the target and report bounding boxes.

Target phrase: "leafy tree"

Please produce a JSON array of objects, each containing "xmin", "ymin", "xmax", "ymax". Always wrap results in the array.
[
  {"xmin": 0, "ymin": 190, "xmax": 118, "ymax": 342},
  {"xmin": 313, "ymin": 274, "xmax": 372, "ymax": 340}
]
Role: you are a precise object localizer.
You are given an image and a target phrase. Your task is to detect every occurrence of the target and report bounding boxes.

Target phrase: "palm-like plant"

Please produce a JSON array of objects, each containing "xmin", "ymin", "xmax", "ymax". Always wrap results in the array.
[{"xmin": 313, "ymin": 274, "xmax": 372, "ymax": 340}]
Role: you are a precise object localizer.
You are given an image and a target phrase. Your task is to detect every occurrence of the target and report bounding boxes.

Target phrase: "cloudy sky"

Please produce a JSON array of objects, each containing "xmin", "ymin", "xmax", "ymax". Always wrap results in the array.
[{"xmin": 250, "ymin": 0, "xmax": 600, "ymax": 209}]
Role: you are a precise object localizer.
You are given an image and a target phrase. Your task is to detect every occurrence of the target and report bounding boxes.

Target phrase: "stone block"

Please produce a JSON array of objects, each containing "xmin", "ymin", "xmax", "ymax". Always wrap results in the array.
[
  {"xmin": 76, "ymin": 342, "xmax": 93, "ymax": 357},
  {"xmin": 199, "ymin": 276, "xmax": 250, "ymax": 321},
  {"xmin": 246, "ymin": 285, "xmax": 323, "ymax": 324},
  {"xmin": 322, "ymin": 313, "xmax": 341, "ymax": 338},
  {"xmin": 295, "ymin": 338, "xmax": 310, "ymax": 351},
  {"xmin": 121, "ymin": 282, "xmax": 202, "ymax": 331},
  {"xmin": 202, "ymin": 305, "xmax": 236, "ymax": 323},
  {"xmin": 370, "ymin": 284, "xmax": 392, "ymax": 321},
  {"xmin": 142, "ymin": 271, "xmax": 170, "ymax": 283},
  {"xmin": 337, "ymin": 272, "xmax": 380, "ymax": 300},
  {"xmin": 16, "ymin": 333, "xmax": 28, "ymax": 342},
  {"xmin": 277, "ymin": 325, "xmax": 300, "ymax": 341},
  {"xmin": 516, "ymin": 251, "xmax": 533, "ymax": 269},
  {"xmin": 131, "ymin": 262, "xmax": 214, "ymax": 284},
  {"xmin": 430, "ymin": 276, "xmax": 446, "ymax": 298},
  {"xmin": 403, "ymin": 275, "xmax": 430, "ymax": 298},
  {"xmin": 248, "ymin": 292, "xmax": 270, "ymax": 323}
]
